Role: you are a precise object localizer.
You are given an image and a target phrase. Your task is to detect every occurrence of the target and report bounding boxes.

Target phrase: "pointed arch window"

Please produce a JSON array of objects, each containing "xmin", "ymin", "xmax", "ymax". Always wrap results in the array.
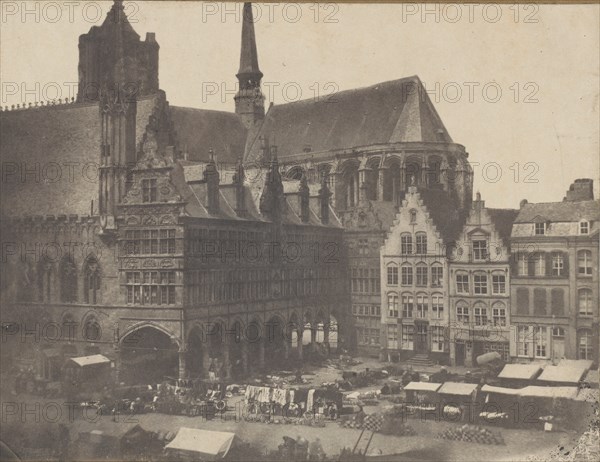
[
  {"xmin": 37, "ymin": 257, "xmax": 54, "ymax": 303},
  {"xmin": 84, "ymin": 257, "xmax": 101, "ymax": 304},
  {"xmin": 60, "ymin": 257, "xmax": 78, "ymax": 302}
]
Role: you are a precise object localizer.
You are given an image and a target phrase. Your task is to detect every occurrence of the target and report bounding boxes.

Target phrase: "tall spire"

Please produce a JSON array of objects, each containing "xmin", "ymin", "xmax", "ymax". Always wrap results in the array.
[
  {"xmin": 237, "ymin": 3, "xmax": 263, "ymax": 86},
  {"xmin": 235, "ymin": 3, "xmax": 265, "ymax": 128}
]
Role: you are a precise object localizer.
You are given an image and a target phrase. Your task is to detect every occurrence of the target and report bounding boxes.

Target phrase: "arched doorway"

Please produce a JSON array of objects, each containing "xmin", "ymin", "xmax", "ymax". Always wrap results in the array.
[{"xmin": 120, "ymin": 325, "xmax": 179, "ymax": 384}]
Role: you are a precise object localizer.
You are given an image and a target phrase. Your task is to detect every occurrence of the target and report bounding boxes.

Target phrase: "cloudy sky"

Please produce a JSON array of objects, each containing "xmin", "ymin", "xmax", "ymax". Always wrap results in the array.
[{"xmin": 1, "ymin": 1, "xmax": 598, "ymax": 208}]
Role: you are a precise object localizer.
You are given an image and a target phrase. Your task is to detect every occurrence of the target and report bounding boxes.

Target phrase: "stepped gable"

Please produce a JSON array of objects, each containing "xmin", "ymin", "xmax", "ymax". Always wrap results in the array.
[{"xmin": 417, "ymin": 188, "xmax": 465, "ymax": 243}]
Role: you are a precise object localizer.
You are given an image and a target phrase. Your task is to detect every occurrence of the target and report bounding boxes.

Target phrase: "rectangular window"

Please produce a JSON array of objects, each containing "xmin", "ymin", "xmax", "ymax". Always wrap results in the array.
[
  {"xmin": 534, "ymin": 326, "xmax": 547, "ymax": 358},
  {"xmin": 126, "ymin": 270, "xmax": 176, "ymax": 305},
  {"xmin": 456, "ymin": 305, "xmax": 469, "ymax": 324},
  {"xmin": 552, "ymin": 253, "xmax": 564, "ymax": 276},
  {"xmin": 401, "ymin": 266, "xmax": 413, "ymax": 286},
  {"xmin": 388, "ymin": 294, "xmax": 398, "ymax": 318},
  {"xmin": 401, "ymin": 235, "xmax": 413, "ymax": 255},
  {"xmin": 517, "ymin": 326, "xmax": 530, "ymax": 357},
  {"xmin": 578, "ymin": 251, "xmax": 592, "ymax": 276},
  {"xmin": 431, "ymin": 266, "xmax": 443, "ymax": 288},
  {"xmin": 402, "ymin": 294, "xmax": 414, "ymax": 318},
  {"xmin": 416, "ymin": 295, "xmax": 428, "ymax": 319},
  {"xmin": 474, "ymin": 274, "xmax": 488, "ymax": 295},
  {"xmin": 518, "ymin": 253, "xmax": 528, "ymax": 276},
  {"xmin": 416, "ymin": 266, "xmax": 428, "ymax": 287},
  {"xmin": 535, "ymin": 222, "xmax": 546, "ymax": 235},
  {"xmin": 387, "ymin": 325, "xmax": 398, "ymax": 350},
  {"xmin": 483, "ymin": 342, "xmax": 509, "ymax": 362},
  {"xmin": 492, "ymin": 306, "xmax": 506, "ymax": 326},
  {"xmin": 358, "ymin": 239, "xmax": 369, "ymax": 255},
  {"xmin": 492, "ymin": 274, "xmax": 506, "ymax": 294},
  {"xmin": 141, "ymin": 179, "xmax": 158, "ymax": 203},
  {"xmin": 534, "ymin": 254, "xmax": 545, "ymax": 276},
  {"xmin": 401, "ymin": 325, "xmax": 414, "ymax": 350},
  {"xmin": 387, "ymin": 265, "xmax": 398, "ymax": 286},
  {"xmin": 432, "ymin": 296, "xmax": 444, "ymax": 319},
  {"xmin": 416, "ymin": 234, "xmax": 428, "ymax": 254},
  {"xmin": 431, "ymin": 326, "xmax": 444, "ymax": 352},
  {"xmin": 456, "ymin": 274, "xmax": 469, "ymax": 294},
  {"xmin": 472, "ymin": 240, "xmax": 488, "ymax": 261},
  {"xmin": 124, "ymin": 229, "xmax": 176, "ymax": 255},
  {"xmin": 474, "ymin": 306, "xmax": 488, "ymax": 326}
]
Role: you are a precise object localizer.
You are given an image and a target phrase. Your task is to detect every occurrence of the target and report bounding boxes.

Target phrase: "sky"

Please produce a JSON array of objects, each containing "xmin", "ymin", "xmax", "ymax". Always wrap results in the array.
[{"xmin": 1, "ymin": 1, "xmax": 598, "ymax": 209}]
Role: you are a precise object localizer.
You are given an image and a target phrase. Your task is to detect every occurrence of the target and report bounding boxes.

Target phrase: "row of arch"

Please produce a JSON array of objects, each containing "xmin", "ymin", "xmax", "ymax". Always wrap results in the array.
[{"xmin": 26, "ymin": 255, "xmax": 101, "ymax": 304}]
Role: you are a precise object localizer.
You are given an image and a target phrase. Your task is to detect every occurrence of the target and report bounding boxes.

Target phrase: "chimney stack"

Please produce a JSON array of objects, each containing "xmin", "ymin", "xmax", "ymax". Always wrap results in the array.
[{"xmin": 564, "ymin": 179, "xmax": 594, "ymax": 202}]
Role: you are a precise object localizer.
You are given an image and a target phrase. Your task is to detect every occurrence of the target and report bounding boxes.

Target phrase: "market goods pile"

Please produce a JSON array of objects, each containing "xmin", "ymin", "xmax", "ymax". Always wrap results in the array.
[{"xmin": 438, "ymin": 424, "xmax": 505, "ymax": 445}]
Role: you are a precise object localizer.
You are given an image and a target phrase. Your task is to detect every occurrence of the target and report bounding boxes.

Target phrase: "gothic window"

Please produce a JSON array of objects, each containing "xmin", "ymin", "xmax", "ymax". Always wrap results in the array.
[
  {"xmin": 492, "ymin": 273, "xmax": 506, "ymax": 294},
  {"xmin": 431, "ymin": 264, "xmax": 443, "ymax": 288},
  {"xmin": 37, "ymin": 257, "xmax": 54, "ymax": 303},
  {"xmin": 474, "ymin": 303, "xmax": 488, "ymax": 326},
  {"xmin": 456, "ymin": 304, "xmax": 469, "ymax": 324},
  {"xmin": 386, "ymin": 263, "xmax": 398, "ymax": 286},
  {"xmin": 401, "ymin": 264, "xmax": 413, "ymax": 286},
  {"xmin": 60, "ymin": 257, "xmax": 78, "ymax": 303},
  {"xmin": 415, "ymin": 233, "xmax": 427, "ymax": 254},
  {"xmin": 401, "ymin": 233, "xmax": 413, "ymax": 255},
  {"xmin": 126, "ymin": 271, "xmax": 176, "ymax": 305},
  {"xmin": 83, "ymin": 317, "xmax": 102, "ymax": 341},
  {"xmin": 416, "ymin": 264, "xmax": 428, "ymax": 287},
  {"xmin": 456, "ymin": 272, "xmax": 469, "ymax": 294},
  {"xmin": 84, "ymin": 257, "xmax": 101, "ymax": 304}
]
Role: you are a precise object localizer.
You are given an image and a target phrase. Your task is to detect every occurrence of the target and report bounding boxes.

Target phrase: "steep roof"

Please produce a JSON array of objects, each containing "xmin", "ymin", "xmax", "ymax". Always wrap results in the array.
[
  {"xmin": 487, "ymin": 208, "xmax": 519, "ymax": 245},
  {"xmin": 244, "ymin": 76, "xmax": 452, "ymax": 163},
  {"xmin": 170, "ymin": 107, "xmax": 247, "ymax": 164},
  {"xmin": 418, "ymin": 188, "xmax": 465, "ymax": 243},
  {"xmin": 515, "ymin": 200, "xmax": 599, "ymax": 223}
]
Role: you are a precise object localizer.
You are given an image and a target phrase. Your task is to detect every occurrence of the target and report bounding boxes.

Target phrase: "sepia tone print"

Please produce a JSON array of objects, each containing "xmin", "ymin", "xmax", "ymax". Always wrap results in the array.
[{"xmin": 0, "ymin": 2, "xmax": 598, "ymax": 461}]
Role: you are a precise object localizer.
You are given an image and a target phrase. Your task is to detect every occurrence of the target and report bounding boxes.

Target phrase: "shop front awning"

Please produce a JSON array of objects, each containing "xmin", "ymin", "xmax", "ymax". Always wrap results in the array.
[
  {"xmin": 165, "ymin": 428, "xmax": 235, "ymax": 460},
  {"xmin": 497, "ymin": 364, "xmax": 543, "ymax": 380},
  {"xmin": 438, "ymin": 382, "xmax": 479, "ymax": 396},
  {"xmin": 403, "ymin": 382, "xmax": 442, "ymax": 392},
  {"xmin": 537, "ymin": 365, "xmax": 588, "ymax": 384},
  {"xmin": 68, "ymin": 354, "xmax": 111, "ymax": 367}
]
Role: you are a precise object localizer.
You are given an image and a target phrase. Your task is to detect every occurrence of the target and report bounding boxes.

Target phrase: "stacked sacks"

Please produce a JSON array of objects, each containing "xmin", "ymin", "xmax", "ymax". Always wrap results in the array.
[{"xmin": 438, "ymin": 425, "xmax": 505, "ymax": 445}]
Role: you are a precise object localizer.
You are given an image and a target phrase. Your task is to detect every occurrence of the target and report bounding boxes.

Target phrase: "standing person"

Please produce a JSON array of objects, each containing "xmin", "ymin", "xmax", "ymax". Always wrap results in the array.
[{"xmin": 309, "ymin": 438, "xmax": 325, "ymax": 461}]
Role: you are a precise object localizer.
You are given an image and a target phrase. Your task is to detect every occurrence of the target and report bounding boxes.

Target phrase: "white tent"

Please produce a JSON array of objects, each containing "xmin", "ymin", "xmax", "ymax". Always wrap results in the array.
[
  {"xmin": 403, "ymin": 382, "xmax": 442, "ymax": 392},
  {"xmin": 68, "ymin": 354, "xmax": 111, "ymax": 367},
  {"xmin": 165, "ymin": 428, "xmax": 235, "ymax": 460}
]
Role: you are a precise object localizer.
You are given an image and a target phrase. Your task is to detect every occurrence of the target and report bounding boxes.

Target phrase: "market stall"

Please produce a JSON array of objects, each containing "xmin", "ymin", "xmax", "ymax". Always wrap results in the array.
[
  {"xmin": 479, "ymin": 385, "xmax": 520, "ymax": 426},
  {"xmin": 436, "ymin": 382, "xmax": 479, "ymax": 421},
  {"xmin": 517, "ymin": 386, "xmax": 579, "ymax": 431},
  {"xmin": 164, "ymin": 428, "xmax": 236, "ymax": 461},
  {"xmin": 497, "ymin": 364, "xmax": 543, "ymax": 388},
  {"xmin": 63, "ymin": 354, "xmax": 112, "ymax": 396},
  {"xmin": 537, "ymin": 364, "xmax": 589, "ymax": 386}
]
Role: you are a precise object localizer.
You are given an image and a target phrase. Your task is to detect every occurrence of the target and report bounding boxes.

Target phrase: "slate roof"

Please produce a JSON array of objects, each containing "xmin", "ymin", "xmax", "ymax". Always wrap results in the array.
[
  {"xmin": 244, "ymin": 76, "xmax": 453, "ymax": 163},
  {"xmin": 487, "ymin": 208, "xmax": 519, "ymax": 245},
  {"xmin": 515, "ymin": 200, "xmax": 599, "ymax": 223},
  {"xmin": 170, "ymin": 107, "xmax": 247, "ymax": 164},
  {"xmin": 418, "ymin": 188, "xmax": 465, "ymax": 243}
]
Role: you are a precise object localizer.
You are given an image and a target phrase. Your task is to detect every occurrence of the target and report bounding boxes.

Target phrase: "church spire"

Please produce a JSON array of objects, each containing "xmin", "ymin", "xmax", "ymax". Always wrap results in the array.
[{"xmin": 235, "ymin": 3, "xmax": 265, "ymax": 128}]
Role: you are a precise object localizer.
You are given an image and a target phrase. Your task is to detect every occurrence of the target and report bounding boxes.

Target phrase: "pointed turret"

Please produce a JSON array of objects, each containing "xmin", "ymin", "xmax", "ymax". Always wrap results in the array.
[{"xmin": 235, "ymin": 3, "xmax": 265, "ymax": 128}]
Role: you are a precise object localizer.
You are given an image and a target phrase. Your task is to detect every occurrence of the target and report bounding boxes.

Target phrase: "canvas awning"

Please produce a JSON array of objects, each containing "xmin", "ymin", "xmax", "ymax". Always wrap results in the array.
[
  {"xmin": 480, "ymin": 385, "xmax": 520, "ymax": 396},
  {"xmin": 68, "ymin": 354, "xmax": 111, "ymax": 367},
  {"xmin": 165, "ymin": 428, "xmax": 235, "ymax": 460},
  {"xmin": 518, "ymin": 386, "xmax": 578, "ymax": 400},
  {"xmin": 557, "ymin": 359, "xmax": 593, "ymax": 371},
  {"xmin": 403, "ymin": 382, "xmax": 442, "ymax": 392},
  {"xmin": 537, "ymin": 365, "xmax": 587, "ymax": 384},
  {"xmin": 438, "ymin": 382, "xmax": 479, "ymax": 396},
  {"xmin": 498, "ymin": 364, "xmax": 542, "ymax": 380}
]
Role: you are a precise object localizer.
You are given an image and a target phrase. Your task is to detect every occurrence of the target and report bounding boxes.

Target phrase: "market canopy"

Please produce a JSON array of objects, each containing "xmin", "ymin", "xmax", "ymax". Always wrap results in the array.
[
  {"xmin": 518, "ymin": 386, "xmax": 578, "ymax": 400},
  {"xmin": 537, "ymin": 365, "xmax": 588, "ymax": 384},
  {"xmin": 480, "ymin": 385, "xmax": 520, "ymax": 396},
  {"xmin": 68, "ymin": 354, "xmax": 111, "ymax": 367},
  {"xmin": 438, "ymin": 382, "xmax": 479, "ymax": 396},
  {"xmin": 165, "ymin": 428, "xmax": 235, "ymax": 460},
  {"xmin": 497, "ymin": 364, "xmax": 542, "ymax": 380},
  {"xmin": 557, "ymin": 359, "xmax": 593, "ymax": 371},
  {"xmin": 403, "ymin": 382, "xmax": 442, "ymax": 392},
  {"xmin": 583, "ymin": 369, "xmax": 599, "ymax": 387}
]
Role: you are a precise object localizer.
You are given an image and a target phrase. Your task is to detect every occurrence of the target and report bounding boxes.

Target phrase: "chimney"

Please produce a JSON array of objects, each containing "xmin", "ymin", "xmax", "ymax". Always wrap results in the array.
[
  {"xmin": 564, "ymin": 178, "xmax": 594, "ymax": 202},
  {"xmin": 204, "ymin": 149, "xmax": 220, "ymax": 214}
]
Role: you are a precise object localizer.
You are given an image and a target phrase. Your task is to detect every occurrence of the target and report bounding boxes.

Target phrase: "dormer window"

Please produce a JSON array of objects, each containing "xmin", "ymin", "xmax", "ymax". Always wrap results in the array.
[
  {"xmin": 142, "ymin": 178, "xmax": 158, "ymax": 203},
  {"xmin": 534, "ymin": 222, "xmax": 546, "ymax": 235},
  {"xmin": 579, "ymin": 220, "xmax": 589, "ymax": 235}
]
